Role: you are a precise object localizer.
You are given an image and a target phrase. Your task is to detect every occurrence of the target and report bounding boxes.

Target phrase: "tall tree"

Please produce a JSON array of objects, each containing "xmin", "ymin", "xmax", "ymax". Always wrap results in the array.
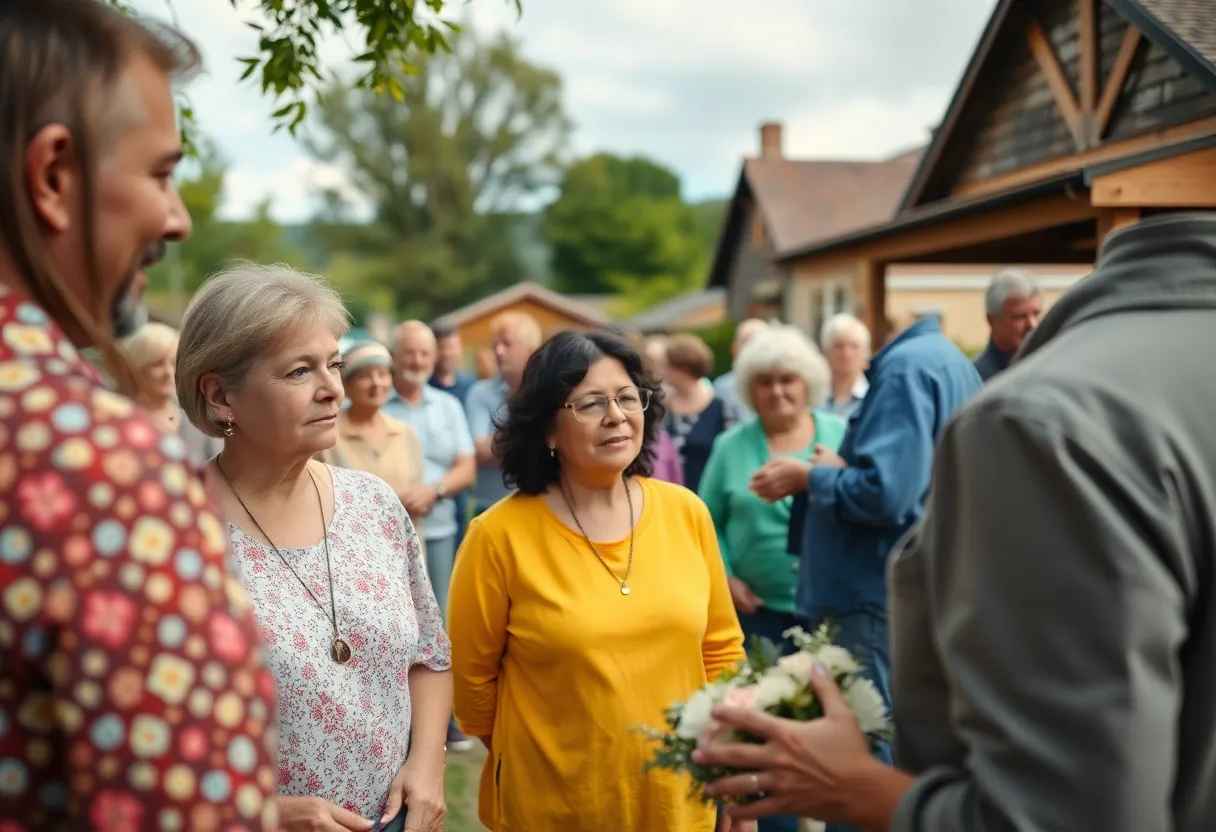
[
  {"xmin": 110, "ymin": 0, "xmax": 522, "ymax": 133},
  {"xmin": 544, "ymin": 153, "xmax": 704, "ymax": 298},
  {"xmin": 144, "ymin": 138, "xmax": 307, "ymax": 310},
  {"xmin": 308, "ymin": 28, "xmax": 571, "ymax": 318}
]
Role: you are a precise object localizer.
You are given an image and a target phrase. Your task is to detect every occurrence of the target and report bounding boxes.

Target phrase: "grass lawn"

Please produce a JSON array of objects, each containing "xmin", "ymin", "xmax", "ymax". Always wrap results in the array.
[{"xmin": 444, "ymin": 744, "xmax": 487, "ymax": 832}]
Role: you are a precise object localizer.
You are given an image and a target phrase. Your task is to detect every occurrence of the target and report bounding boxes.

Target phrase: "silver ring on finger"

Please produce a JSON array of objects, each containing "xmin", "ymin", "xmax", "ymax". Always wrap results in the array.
[{"xmin": 750, "ymin": 773, "xmax": 760, "ymax": 792}]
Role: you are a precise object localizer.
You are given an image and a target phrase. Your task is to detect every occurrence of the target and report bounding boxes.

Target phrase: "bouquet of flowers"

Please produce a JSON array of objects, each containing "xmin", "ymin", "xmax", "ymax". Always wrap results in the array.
[{"xmin": 640, "ymin": 624, "xmax": 891, "ymax": 815}]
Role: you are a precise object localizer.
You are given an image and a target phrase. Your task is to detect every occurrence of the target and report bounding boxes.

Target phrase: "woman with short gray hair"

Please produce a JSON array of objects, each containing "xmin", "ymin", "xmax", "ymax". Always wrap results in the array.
[
  {"xmin": 177, "ymin": 262, "xmax": 452, "ymax": 831},
  {"xmin": 700, "ymin": 324, "xmax": 839, "ymax": 619}
]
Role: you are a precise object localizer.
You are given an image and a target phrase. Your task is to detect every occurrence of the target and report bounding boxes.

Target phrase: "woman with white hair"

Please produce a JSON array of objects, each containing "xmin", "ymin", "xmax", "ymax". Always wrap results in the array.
[
  {"xmin": 698, "ymin": 325, "xmax": 846, "ymax": 832},
  {"xmin": 118, "ymin": 320, "xmax": 222, "ymax": 465},
  {"xmin": 176, "ymin": 263, "xmax": 452, "ymax": 831},
  {"xmin": 820, "ymin": 313, "xmax": 871, "ymax": 418}
]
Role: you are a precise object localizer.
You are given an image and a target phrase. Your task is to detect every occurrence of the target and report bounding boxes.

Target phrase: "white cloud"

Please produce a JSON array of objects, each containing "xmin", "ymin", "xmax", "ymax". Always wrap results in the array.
[
  {"xmin": 130, "ymin": 0, "xmax": 997, "ymax": 219},
  {"xmin": 220, "ymin": 157, "xmax": 373, "ymax": 223},
  {"xmin": 780, "ymin": 88, "xmax": 950, "ymax": 160}
]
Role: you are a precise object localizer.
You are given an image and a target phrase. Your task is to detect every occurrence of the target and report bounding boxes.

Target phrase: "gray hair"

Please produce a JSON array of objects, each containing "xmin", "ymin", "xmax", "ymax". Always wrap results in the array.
[
  {"xmin": 391, "ymin": 319, "xmax": 436, "ymax": 351},
  {"xmin": 819, "ymin": 313, "xmax": 871, "ymax": 355},
  {"xmin": 176, "ymin": 262, "xmax": 351, "ymax": 437},
  {"xmin": 985, "ymin": 269, "xmax": 1043, "ymax": 316},
  {"xmin": 734, "ymin": 323, "xmax": 831, "ymax": 412}
]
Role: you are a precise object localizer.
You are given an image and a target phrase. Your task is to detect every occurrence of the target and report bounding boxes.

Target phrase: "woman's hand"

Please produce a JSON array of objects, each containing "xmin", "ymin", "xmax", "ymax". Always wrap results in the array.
[
  {"xmin": 691, "ymin": 662, "xmax": 909, "ymax": 828},
  {"xmin": 727, "ymin": 577, "xmax": 764, "ymax": 615},
  {"xmin": 381, "ymin": 755, "xmax": 446, "ymax": 832},
  {"xmin": 278, "ymin": 796, "xmax": 373, "ymax": 832},
  {"xmin": 809, "ymin": 444, "xmax": 846, "ymax": 469},
  {"xmin": 749, "ymin": 458, "xmax": 811, "ymax": 502}
]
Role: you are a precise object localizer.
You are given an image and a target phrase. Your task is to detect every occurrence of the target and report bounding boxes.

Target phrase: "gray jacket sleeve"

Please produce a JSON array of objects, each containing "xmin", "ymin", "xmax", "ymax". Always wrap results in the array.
[{"xmin": 892, "ymin": 398, "xmax": 1191, "ymax": 832}]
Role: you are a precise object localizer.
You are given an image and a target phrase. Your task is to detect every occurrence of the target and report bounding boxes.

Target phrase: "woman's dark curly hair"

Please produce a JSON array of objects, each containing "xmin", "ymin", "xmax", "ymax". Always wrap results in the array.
[{"xmin": 492, "ymin": 328, "xmax": 667, "ymax": 495}]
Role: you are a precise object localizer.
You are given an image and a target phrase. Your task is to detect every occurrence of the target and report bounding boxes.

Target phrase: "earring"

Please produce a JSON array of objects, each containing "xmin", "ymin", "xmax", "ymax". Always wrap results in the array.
[
  {"xmin": 223, "ymin": 414, "xmax": 235, "ymax": 438},
  {"xmin": 549, "ymin": 446, "xmax": 555, "ymax": 457}
]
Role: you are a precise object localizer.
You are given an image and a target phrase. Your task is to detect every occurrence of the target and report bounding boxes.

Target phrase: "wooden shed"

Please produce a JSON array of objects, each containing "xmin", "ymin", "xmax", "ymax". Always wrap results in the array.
[
  {"xmin": 429, "ymin": 280, "xmax": 610, "ymax": 361},
  {"xmin": 772, "ymin": 0, "xmax": 1216, "ymax": 343}
]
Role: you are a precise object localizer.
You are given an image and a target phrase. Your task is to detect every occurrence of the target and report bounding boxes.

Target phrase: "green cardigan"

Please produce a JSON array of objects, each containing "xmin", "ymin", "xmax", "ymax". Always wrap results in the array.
[{"xmin": 697, "ymin": 411, "xmax": 848, "ymax": 614}]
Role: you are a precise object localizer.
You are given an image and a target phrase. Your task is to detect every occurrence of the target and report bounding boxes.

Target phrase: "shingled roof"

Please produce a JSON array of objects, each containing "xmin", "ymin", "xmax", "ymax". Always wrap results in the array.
[
  {"xmin": 1107, "ymin": 0, "xmax": 1216, "ymax": 90},
  {"xmin": 707, "ymin": 127, "xmax": 923, "ymax": 287}
]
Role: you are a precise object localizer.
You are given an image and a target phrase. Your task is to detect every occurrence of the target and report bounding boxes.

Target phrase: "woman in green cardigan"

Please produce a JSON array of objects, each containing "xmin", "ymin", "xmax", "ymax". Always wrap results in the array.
[{"xmin": 698, "ymin": 324, "xmax": 847, "ymax": 653}]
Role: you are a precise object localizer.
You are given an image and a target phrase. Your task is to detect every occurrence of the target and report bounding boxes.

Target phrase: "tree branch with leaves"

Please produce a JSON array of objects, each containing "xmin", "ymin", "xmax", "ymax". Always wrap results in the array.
[{"xmin": 109, "ymin": 0, "xmax": 522, "ymax": 133}]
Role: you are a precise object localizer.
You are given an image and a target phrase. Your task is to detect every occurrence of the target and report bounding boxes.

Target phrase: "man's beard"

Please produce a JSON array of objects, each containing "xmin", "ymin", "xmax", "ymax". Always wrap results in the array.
[
  {"xmin": 399, "ymin": 369, "xmax": 430, "ymax": 386},
  {"xmin": 111, "ymin": 240, "xmax": 164, "ymax": 338},
  {"xmin": 111, "ymin": 285, "xmax": 148, "ymax": 338}
]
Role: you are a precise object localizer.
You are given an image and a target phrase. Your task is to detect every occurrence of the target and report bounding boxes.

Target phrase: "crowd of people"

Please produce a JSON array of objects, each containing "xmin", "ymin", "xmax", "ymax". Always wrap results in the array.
[{"xmin": 5, "ymin": 3, "xmax": 1216, "ymax": 832}]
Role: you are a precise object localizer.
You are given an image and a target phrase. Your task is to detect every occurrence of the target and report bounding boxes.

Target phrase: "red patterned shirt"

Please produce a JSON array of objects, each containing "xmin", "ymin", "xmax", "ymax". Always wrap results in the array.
[{"xmin": 0, "ymin": 285, "xmax": 280, "ymax": 831}]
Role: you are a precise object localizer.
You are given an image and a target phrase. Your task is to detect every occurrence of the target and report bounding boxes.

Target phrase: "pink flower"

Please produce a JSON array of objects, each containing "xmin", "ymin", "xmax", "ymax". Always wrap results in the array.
[
  {"xmin": 207, "ymin": 612, "xmax": 248, "ymax": 664},
  {"xmin": 89, "ymin": 790, "xmax": 144, "ymax": 832},
  {"xmin": 697, "ymin": 686, "xmax": 759, "ymax": 749},
  {"xmin": 722, "ymin": 685, "xmax": 758, "ymax": 710},
  {"xmin": 81, "ymin": 591, "xmax": 137, "ymax": 649},
  {"xmin": 17, "ymin": 471, "xmax": 76, "ymax": 531}
]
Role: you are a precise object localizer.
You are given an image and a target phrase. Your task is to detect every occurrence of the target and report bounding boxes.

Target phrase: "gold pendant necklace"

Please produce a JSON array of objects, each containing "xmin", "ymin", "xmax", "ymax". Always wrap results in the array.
[
  {"xmin": 216, "ymin": 457, "xmax": 353, "ymax": 664},
  {"xmin": 560, "ymin": 477, "xmax": 635, "ymax": 596}
]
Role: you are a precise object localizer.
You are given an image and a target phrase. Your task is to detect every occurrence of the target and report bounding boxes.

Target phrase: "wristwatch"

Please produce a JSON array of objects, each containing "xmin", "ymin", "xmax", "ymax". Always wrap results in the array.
[{"xmin": 435, "ymin": 482, "xmax": 448, "ymax": 499}]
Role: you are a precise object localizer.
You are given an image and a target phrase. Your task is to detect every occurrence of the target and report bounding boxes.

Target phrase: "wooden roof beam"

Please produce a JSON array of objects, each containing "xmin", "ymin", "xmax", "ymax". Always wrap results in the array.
[
  {"xmin": 1027, "ymin": 18, "xmax": 1085, "ymax": 150},
  {"xmin": 1095, "ymin": 28, "xmax": 1143, "ymax": 140},
  {"xmin": 1078, "ymin": 0, "xmax": 1099, "ymax": 144}
]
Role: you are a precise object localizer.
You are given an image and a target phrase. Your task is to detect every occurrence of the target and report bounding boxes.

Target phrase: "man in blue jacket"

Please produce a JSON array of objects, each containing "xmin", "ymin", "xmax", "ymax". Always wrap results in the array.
[{"xmin": 752, "ymin": 316, "xmax": 980, "ymax": 757}]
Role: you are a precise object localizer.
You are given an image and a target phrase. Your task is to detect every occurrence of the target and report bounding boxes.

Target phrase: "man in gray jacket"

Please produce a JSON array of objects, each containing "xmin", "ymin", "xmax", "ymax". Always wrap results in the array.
[{"xmin": 696, "ymin": 211, "xmax": 1216, "ymax": 832}]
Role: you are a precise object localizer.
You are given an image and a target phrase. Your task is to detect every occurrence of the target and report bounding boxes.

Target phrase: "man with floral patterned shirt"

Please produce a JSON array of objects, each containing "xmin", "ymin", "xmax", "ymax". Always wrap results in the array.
[{"xmin": 0, "ymin": 1, "xmax": 280, "ymax": 829}]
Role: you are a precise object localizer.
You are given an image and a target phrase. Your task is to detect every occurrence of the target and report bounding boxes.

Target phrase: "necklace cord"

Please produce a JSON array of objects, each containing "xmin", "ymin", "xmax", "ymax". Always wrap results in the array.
[
  {"xmin": 559, "ymin": 475, "xmax": 635, "ymax": 591},
  {"xmin": 215, "ymin": 456, "xmax": 341, "ymax": 639}
]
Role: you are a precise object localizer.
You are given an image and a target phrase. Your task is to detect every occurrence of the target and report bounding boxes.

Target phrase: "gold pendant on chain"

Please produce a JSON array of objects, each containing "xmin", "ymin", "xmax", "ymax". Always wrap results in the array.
[
  {"xmin": 332, "ymin": 636, "xmax": 353, "ymax": 664},
  {"xmin": 620, "ymin": 583, "xmax": 631, "ymax": 596}
]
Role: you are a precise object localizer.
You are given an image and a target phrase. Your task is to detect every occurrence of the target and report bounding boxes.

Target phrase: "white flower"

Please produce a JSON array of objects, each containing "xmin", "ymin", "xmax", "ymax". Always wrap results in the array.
[
  {"xmin": 841, "ymin": 677, "xmax": 889, "ymax": 735},
  {"xmin": 677, "ymin": 685, "xmax": 723, "ymax": 740},
  {"xmin": 812, "ymin": 645, "xmax": 860, "ymax": 677},
  {"xmin": 753, "ymin": 670, "xmax": 799, "ymax": 711},
  {"xmin": 775, "ymin": 652, "xmax": 816, "ymax": 686}
]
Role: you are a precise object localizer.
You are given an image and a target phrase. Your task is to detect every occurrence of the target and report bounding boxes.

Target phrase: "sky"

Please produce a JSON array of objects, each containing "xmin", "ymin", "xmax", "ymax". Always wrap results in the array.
[{"xmin": 135, "ymin": 0, "xmax": 1000, "ymax": 222}]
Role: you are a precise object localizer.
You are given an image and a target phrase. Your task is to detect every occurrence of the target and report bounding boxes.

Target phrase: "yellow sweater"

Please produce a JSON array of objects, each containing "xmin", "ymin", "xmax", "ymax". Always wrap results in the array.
[{"xmin": 449, "ymin": 478, "xmax": 746, "ymax": 831}]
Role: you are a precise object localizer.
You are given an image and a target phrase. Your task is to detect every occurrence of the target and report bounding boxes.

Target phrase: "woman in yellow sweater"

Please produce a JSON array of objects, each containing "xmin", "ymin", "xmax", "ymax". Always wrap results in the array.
[{"xmin": 448, "ymin": 329, "xmax": 748, "ymax": 832}]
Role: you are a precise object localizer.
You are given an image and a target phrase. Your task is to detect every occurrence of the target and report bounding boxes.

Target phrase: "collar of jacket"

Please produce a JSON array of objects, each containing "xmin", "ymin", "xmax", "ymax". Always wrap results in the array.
[{"xmin": 1020, "ymin": 212, "xmax": 1216, "ymax": 362}]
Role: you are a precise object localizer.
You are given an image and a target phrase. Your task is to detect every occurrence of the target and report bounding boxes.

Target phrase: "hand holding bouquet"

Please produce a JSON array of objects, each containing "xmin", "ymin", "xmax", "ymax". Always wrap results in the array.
[{"xmin": 640, "ymin": 624, "xmax": 891, "ymax": 812}]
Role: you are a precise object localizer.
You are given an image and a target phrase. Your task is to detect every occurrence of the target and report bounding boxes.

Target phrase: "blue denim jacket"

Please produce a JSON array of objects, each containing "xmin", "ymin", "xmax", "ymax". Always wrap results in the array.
[{"xmin": 796, "ymin": 317, "xmax": 982, "ymax": 620}]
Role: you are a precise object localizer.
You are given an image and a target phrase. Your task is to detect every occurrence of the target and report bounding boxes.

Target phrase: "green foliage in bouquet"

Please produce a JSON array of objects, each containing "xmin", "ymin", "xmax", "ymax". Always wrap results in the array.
[{"xmin": 638, "ymin": 623, "xmax": 892, "ymax": 805}]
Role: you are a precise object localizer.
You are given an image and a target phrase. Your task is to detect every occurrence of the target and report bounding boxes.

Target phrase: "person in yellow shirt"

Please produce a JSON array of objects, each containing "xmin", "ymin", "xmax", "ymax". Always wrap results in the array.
[{"xmin": 449, "ymin": 329, "xmax": 749, "ymax": 832}]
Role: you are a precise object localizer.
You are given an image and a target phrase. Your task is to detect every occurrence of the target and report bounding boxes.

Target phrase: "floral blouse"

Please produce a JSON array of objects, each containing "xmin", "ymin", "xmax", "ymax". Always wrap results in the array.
[
  {"xmin": 0, "ymin": 285, "xmax": 279, "ymax": 831},
  {"xmin": 228, "ymin": 465, "xmax": 451, "ymax": 820}
]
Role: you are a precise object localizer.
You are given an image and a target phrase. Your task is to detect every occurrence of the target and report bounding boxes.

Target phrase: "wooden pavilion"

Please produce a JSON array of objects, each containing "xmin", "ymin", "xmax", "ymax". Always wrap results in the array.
[{"xmin": 773, "ymin": 0, "xmax": 1216, "ymax": 343}]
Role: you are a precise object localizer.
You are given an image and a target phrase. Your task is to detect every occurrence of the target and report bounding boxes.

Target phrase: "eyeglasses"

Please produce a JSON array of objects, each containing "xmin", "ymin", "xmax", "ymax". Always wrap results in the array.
[{"xmin": 563, "ymin": 386, "xmax": 652, "ymax": 422}]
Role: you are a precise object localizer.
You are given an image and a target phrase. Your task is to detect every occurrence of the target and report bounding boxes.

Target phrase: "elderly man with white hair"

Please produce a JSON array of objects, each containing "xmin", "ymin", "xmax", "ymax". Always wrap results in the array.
[
  {"xmin": 714, "ymin": 317, "xmax": 769, "ymax": 420},
  {"xmin": 820, "ymin": 313, "xmax": 872, "ymax": 418},
  {"xmin": 973, "ymin": 268, "xmax": 1044, "ymax": 381}
]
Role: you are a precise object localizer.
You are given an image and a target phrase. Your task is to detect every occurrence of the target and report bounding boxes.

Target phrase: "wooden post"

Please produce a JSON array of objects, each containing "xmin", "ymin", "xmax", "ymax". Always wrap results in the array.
[
  {"xmin": 860, "ymin": 260, "xmax": 887, "ymax": 345},
  {"xmin": 1095, "ymin": 207, "xmax": 1140, "ymax": 253}
]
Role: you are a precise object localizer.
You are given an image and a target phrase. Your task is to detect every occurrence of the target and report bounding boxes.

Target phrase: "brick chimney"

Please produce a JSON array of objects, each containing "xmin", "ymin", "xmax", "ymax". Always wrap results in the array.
[{"xmin": 759, "ymin": 121, "xmax": 783, "ymax": 159}]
